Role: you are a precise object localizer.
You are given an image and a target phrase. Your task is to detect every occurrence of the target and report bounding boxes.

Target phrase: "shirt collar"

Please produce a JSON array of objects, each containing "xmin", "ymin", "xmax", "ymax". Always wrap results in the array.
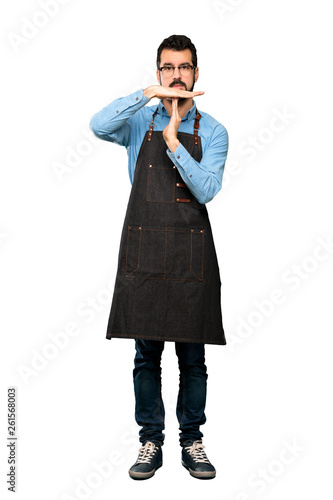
[{"xmin": 157, "ymin": 99, "xmax": 197, "ymax": 121}]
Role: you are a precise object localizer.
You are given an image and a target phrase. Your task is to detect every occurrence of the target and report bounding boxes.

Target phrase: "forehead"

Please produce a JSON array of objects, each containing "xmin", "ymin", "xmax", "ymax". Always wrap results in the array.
[{"xmin": 159, "ymin": 48, "xmax": 192, "ymax": 65}]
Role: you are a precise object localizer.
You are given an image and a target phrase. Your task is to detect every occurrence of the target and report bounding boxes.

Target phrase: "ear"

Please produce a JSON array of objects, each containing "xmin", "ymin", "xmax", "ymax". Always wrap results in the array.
[
  {"xmin": 156, "ymin": 68, "xmax": 161, "ymax": 85},
  {"xmin": 194, "ymin": 66, "xmax": 199, "ymax": 83}
]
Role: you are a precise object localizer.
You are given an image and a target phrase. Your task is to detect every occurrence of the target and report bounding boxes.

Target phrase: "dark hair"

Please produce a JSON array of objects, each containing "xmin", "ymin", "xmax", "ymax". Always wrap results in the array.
[{"xmin": 156, "ymin": 35, "xmax": 197, "ymax": 69}]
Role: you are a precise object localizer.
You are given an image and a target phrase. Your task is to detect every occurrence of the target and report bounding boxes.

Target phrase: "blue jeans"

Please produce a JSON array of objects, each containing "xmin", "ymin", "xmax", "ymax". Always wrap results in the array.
[{"xmin": 133, "ymin": 339, "xmax": 208, "ymax": 446}]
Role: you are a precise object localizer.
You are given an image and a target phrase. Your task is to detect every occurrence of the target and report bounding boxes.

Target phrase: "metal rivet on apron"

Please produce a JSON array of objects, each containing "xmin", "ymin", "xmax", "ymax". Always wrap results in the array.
[
  {"xmin": 149, "ymin": 164, "xmax": 152, "ymax": 168},
  {"xmin": 173, "ymin": 165, "xmax": 176, "ymax": 169}
]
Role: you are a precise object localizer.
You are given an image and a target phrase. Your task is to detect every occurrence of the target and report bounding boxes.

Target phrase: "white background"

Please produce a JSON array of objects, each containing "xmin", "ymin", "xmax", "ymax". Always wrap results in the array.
[{"xmin": 1, "ymin": 0, "xmax": 332, "ymax": 498}]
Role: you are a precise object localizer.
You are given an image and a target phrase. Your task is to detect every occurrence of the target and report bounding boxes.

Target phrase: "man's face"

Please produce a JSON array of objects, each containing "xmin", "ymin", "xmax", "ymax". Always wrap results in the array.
[{"xmin": 156, "ymin": 48, "xmax": 199, "ymax": 102}]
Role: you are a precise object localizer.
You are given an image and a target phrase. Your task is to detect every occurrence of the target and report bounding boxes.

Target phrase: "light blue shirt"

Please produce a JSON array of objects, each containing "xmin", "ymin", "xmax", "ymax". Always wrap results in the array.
[{"xmin": 89, "ymin": 89, "xmax": 228, "ymax": 204}]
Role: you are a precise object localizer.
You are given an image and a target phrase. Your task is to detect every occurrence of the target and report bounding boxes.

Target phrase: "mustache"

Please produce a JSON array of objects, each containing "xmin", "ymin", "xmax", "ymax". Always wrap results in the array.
[{"xmin": 169, "ymin": 80, "xmax": 187, "ymax": 90}]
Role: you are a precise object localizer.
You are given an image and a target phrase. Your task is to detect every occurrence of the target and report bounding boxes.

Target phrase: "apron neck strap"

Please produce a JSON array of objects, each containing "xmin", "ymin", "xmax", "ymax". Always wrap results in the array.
[
  {"xmin": 148, "ymin": 106, "xmax": 159, "ymax": 141},
  {"xmin": 148, "ymin": 104, "xmax": 202, "ymax": 144},
  {"xmin": 194, "ymin": 109, "xmax": 202, "ymax": 145}
]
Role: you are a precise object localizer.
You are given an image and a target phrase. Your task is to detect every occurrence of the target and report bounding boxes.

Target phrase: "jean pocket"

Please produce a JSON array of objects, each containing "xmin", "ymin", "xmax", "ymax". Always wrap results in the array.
[{"xmin": 125, "ymin": 225, "xmax": 204, "ymax": 281}]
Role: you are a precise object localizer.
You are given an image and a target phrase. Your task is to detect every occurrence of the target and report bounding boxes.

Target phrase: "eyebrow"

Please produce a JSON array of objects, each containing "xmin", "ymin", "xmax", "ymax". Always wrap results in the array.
[{"xmin": 160, "ymin": 62, "xmax": 191, "ymax": 66}]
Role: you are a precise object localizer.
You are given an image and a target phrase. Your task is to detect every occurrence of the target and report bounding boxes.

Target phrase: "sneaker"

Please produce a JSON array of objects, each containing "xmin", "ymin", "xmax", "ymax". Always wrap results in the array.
[
  {"xmin": 181, "ymin": 440, "xmax": 216, "ymax": 479},
  {"xmin": 128, "ymin": 441, "xmax": 163, "ymax": 480}
]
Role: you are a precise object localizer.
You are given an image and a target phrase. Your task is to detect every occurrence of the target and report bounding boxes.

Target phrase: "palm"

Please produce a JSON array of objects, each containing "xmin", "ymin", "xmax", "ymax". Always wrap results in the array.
[{"xmin": 154, "ymin": 85, "xmax": 204, "ymax": 100}]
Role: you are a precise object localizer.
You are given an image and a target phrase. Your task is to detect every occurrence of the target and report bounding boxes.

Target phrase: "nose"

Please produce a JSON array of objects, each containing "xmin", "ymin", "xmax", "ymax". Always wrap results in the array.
[{"xmin": 173, "ymin": 66, "xmax": 181, "ymax": 78}]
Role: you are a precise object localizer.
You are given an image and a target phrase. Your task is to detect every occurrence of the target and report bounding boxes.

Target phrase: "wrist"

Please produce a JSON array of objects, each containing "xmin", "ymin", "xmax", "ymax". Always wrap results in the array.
[
  {"xmin": 143, "ymin": 86, "xmax": 156, "ymax": 100},
  {"xmin": 165, "ymin": 137, "xmax": 180, "ymax": 153}
]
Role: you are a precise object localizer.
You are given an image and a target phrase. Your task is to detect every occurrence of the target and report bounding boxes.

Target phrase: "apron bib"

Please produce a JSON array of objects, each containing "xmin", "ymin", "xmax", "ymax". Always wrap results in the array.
[{"xmin": 106, "ymin": 106, "xmax": 226, "ymax": 345}]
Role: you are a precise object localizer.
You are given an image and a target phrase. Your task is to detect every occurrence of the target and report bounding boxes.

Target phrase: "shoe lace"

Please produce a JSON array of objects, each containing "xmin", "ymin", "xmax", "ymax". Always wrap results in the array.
[
  {"xmin": 184, "ymin": 440, "xmax": 210, "ymax": 464},
  {"xmin": 136, "ymin": 441, "xmax": 158, "ymax": 464}
]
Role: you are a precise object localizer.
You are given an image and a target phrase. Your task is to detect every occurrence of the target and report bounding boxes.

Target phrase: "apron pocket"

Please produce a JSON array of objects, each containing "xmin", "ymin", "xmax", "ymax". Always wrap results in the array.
[
  {"xmin": 166, "ymin": 227, "xmax": 204, "ymax": 281},
  {"xmin": 147, "ymin": 164, "xmax": 176, "ymax": 203},
  {"xmin": 125, "ymin": 225, "xmax": 204, "ymax": 281}
]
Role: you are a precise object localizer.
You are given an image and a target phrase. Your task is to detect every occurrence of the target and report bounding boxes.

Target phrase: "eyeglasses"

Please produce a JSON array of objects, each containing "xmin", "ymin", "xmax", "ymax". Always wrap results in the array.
[{"xmin": 158, "ymin": 64, "xmax": 195, "ymax": 76}]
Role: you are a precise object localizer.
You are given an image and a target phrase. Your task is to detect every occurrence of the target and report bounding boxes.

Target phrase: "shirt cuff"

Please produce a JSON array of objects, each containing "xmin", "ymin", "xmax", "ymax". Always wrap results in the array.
[
  {"xmin": 114, "ymin": 89, "xmax": 150, "ymax": 115},
  {"xmin": 166, "ymin": 142, "xmax": 205, "ymax": 200},
  {"xmin": 137, "ymin": 88, "xmax": 151, "ymax": 105},
  {"xmin": 167, "ymin": 142, "xmax": 192, "ymax": 173}
]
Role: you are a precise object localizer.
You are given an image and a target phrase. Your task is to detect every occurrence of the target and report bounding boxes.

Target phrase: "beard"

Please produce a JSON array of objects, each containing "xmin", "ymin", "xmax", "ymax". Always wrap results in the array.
[{"xmin": 167, "ymin": 77, "xmax": 195, "ymax": 103}]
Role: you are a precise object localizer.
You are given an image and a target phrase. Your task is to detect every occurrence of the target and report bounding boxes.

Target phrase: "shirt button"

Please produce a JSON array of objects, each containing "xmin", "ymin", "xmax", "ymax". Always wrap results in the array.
[
  {"xmin": 135, "ymin": 97, "xmax": 138, "ymax": 101},
  {"xmin": 189, "ymin": 175, "xmax": 192, "ymax": 178},
  {"xmin": 177, "ymin": 155, "xmax": 180, "ymax": 159},
  {"xmin": 116, "ymin": 110, "xmax": 119, "ymax": 113}
]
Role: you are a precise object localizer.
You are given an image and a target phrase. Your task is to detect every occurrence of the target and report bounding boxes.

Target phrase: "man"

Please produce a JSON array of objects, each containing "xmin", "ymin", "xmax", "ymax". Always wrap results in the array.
[{"xmin": 89, "ymin": 35, "xmax": 228, "ymax": 480}]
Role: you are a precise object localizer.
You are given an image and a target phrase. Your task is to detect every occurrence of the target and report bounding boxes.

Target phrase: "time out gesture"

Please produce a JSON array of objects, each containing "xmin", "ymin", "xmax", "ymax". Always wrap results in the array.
[{"xmin": 143, "ymin": 85, "xmax": 204, "ymax": 152}]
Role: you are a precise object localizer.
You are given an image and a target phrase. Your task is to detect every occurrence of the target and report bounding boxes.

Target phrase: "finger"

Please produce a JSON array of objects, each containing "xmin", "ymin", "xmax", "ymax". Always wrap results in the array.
[
  {"xmin": 170, "ymin": 89, "xmax": 204, "ymax": 97},
  {"xmin": 172, "ymin": 98, "xmax": 180, "ymax": 120},
  {"xmin": 172, "ymin": 97, "xmax": 178, "ymax": 114},
  {"xmin": 160, "ymin": 86, "xmax": 204, "ymax": 98}
]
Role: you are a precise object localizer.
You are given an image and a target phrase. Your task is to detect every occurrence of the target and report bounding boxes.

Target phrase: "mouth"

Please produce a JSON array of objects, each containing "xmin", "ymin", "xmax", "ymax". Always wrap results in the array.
[{"xmin": 170, "ymin": 82, "xmax": 186, "ymax": 89}]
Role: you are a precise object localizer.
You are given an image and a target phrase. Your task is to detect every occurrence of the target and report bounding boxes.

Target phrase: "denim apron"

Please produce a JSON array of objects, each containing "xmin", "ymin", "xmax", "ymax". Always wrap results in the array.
[{"xmin": 106, "ymin": 106, "xmax": 226, "ymax": 345}]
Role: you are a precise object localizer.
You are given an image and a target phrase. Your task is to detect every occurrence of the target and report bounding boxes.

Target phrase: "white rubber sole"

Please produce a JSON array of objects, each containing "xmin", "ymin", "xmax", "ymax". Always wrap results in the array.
[
  {"xmin": 129, "ymin": 460, "xmax": 163, "ymax": 480},
  {"xmin": 182, "ymin": 460, "xmax": 216, "ymax": 479}
]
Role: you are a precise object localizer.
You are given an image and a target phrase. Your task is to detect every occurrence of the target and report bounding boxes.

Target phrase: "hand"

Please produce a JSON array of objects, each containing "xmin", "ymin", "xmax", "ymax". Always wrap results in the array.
[
  {"xmin": 163, "ymin": 98, "xmax": 181, "ymax": 152},
  {"xmin": 143, "ymin": 85, "xmax": 204, "ymax": 100}
]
